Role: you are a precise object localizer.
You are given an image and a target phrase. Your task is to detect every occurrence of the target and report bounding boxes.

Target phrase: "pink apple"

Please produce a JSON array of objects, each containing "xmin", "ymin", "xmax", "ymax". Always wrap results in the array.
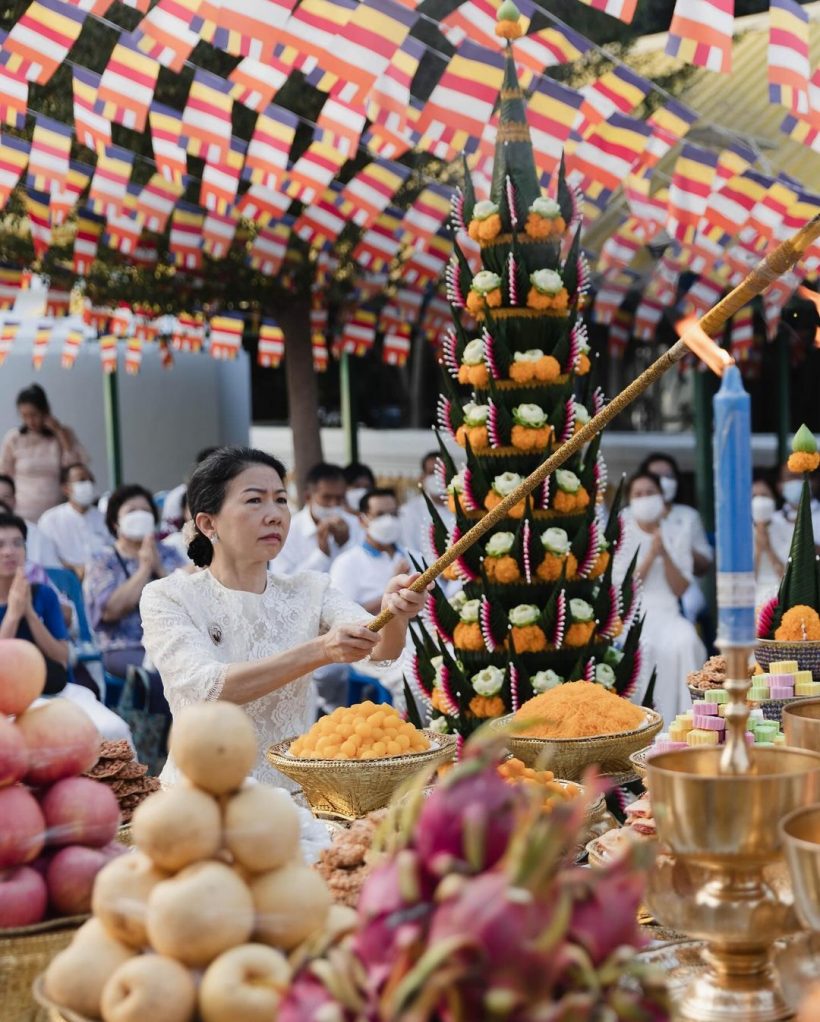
[
  {"xmin": 0, "ymin": 714, "xmax": 27, "ymax": 788},
  {"xmin": 46, "ymin": 845, "xmax": 109, "ymax": 916},
  {"xmin": 0, "ymin": 785, "xmax": 46, "ymax": 868},
  {"xmin": 0, "ymin": 639, "xmax": 46, "ymax": 716},
  {"xmin": 41, "ymin": 777, "xmax": 121, "ymax": 848},
  {"xmin": 16, "ymin": 700, "xmax": 101, "ymax": 786},
  {"xmin": 0, "ymin": 865, "xmax": 47, "ymax": 928}
]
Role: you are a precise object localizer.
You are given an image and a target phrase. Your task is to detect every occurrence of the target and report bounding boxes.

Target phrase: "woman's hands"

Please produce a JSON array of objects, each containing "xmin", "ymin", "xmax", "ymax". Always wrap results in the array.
[
  {"xmin": 321, "ymin": 623, "xmax": 379, "ymax": 663},
  {"xmin": 380, "ymin": 572, "xmax": 429, "ymax": 621},
  {"xmin": 7, "ymin": 567, "xmax": 30, "ymax": 621}
]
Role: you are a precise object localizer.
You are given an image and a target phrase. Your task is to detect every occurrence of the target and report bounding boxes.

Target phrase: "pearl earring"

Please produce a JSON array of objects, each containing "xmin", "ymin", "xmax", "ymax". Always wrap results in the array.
[{"xmin": 211, "ymin": 533, "xmax": 219, "ymax": 544}]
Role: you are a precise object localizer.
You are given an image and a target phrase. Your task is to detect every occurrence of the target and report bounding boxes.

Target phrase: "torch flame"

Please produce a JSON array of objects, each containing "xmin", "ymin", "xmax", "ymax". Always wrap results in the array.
[{"xmin": 675, "ymin": 314, "xmax": 735, "ymax": 376}]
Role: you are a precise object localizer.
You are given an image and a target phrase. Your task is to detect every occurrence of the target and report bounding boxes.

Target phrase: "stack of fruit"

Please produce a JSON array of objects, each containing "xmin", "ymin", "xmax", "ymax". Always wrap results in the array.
[
  {"xmin": 0, "ymin": 639, "xmax": 124, "ymax": 929},
  {"xmin": 43, "ymin": 702, "xmax": 339, "ymax": 1022}
]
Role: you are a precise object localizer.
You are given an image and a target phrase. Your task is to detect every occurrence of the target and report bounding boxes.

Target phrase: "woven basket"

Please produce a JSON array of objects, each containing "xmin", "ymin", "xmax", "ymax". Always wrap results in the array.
[
  {"xmin": 489, "ymin": 709, "xmax": 663, "ymax": 782},
  {"xmin": 32, "ymin": 976, "xmax": 93, "ymax": 1022},
  {"xmin": 755, "ymin": 639, "xmax": 820, "ymax": 678},
  {"xmin": 1, "ymin": 918, "xmax": 86, "ymax": 1022},
  {"xmin": 268, "ymin": 731, "xmax": 457, "ymax": 819}
]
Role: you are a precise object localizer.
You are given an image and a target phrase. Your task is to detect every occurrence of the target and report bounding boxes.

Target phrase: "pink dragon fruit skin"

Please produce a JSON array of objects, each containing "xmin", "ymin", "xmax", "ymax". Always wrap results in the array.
[
  {"xmin": 276, "ymin": 974, "xmax": 348, "ymax": 1022},
  {"xmin": 566, "ymin": 862, "xmax": 648, "ymax": 966},
  {"xmin": 414, "ymin": 763, "xmax": 523, "ymax": 876}
]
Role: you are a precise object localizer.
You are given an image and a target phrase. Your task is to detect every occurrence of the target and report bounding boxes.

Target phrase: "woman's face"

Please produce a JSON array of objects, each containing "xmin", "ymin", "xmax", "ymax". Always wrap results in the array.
[
  {"xmin": 200, "ymin": 465, "xmax": 291, "ymax": 563},
  {"xmin": 0, "ymin": 527, "xmax": 25, "ymax": 577},
  {"xmin": 18, "ymin": 402, "xmax": 45, "ymax": 433},
  {"xmin": 629, "ymin": 477, "xmax": 662, "ymax": 502},
  {"xmin": 753, "ymin": 480, "xmax": 774, "ymax": 500},
  {"xmin": 116, "ymin": 495, "xmax": 154, "ymax": 539}
]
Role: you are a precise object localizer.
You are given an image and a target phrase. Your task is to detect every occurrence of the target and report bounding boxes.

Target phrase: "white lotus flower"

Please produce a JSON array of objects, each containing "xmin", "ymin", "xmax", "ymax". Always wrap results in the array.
[
  {"xmin": 462, "ymin": 337, "xmax": 485, "ymax": 366},
  {"xmin": 555, "ymin": 469, "xmax": 580, "ymax": 493},
  {"xmin": 530, "ymin": 197, "xmax": 561, "ymax": 219},
  {"xmin": 471, "ymin": 665, "xmax": 505, "ymax": 696},
  {"xmin": 541, "ymin": 527, "xmax": 569, "ymax": 555},
  {"xmin": 569, "ymin": 598, "xmax": 594, "ymax": 622},
  {"xmin": 486, "ymin": 532, "xmax": 515, "ymax": 557},
  {"xmin": 471, "ymin": 270, "xmax": 502, "ymax": 294},
  {"xmin": 460, "ymin": 599, "xmax": 480, "ymax": 623},
  {"xmin": 463, "ymin": 402, "xmax": 489, "ymax": 427},
  {"xmin": 492, "ymin": 471, "xmax": 523, "ymax": 497},
  {"xmin": 532, "ymin": 669, "xmax": 563, "ymax": 693},
  {"xmin": 508, "ymin": 604, "xmax": 540, "ymax": 627},
  {"xmin": 529, "ymin": 268, "xmax": 563, "ymax": 295},
  {"xmin": 513, "ymin": 403, "xmax": 547, "ymax": 428},
  {"xmin": 595, "ymin": 663, "xmax": 616, "ymax": 689},
  {"xmin": 513, "ymin": 348, "xmax": 545, "ymax": 363},
  {"xmin": 473, "ymin": 199, "xmax": 499, "ymax": 221}
]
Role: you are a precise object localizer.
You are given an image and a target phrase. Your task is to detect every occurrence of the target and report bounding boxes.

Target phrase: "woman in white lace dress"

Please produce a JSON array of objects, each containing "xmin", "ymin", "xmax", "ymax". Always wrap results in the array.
[
  {"xmin": 140, "ymin": 447, "xmax": 427, "ymax": 858},
  {"xmin": 614, "ymin": 470, "xmax": 705, "ymax": 726}
]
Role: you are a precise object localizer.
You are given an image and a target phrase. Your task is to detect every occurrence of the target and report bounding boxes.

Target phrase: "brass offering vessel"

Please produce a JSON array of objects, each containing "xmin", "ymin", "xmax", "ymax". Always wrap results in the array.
[{"xmin": 782, "ymin": 699, "xmax": 820, "ymax": 754}]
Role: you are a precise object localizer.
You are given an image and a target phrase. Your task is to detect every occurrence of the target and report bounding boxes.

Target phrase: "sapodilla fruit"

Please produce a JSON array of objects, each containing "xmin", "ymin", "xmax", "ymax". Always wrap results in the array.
[
  {"xmin": 92, "ymin": 851, "xmax": 168, "ymax": 948},
  {"xmin": 250, "ymin": 862, "xmax": 332, "ymax": 950},
  {"xmin": 169, "ymin": 702, "xmax": 257, "ymax": 795},
  {"xmin": 101, "ymin": 954, "xmax": 197, "ymax": 1022},
  {"xmin": 131, "ymin": 785, "xmax": 221, "ymax": 872},
  {"xmin": 16, "ymin": 700, "xmax": 101, "ymax": 785},
  {"xmin": 0, "ymin": 638, "xmax": 46, "ymax": 715},
  {"xmin": 147, "ymin": 861, "xmax": 255, "ymax": 968},
  {"xmin": 44, "ymin": 918, "xmax": 135, "ymax": 1019},
  {"xmin": 199, "ymin": 944, "xmax": 291, "ymax": 1022},
  {"xmin": 223, "ymin": 785, "xmax": 300, "ymax": 873}
]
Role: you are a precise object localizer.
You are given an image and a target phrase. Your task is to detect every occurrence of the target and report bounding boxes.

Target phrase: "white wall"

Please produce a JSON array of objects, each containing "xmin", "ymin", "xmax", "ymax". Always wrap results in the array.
[{"xmin": 0, "ymin": 323, "xmax": 251, "ymax": 493}]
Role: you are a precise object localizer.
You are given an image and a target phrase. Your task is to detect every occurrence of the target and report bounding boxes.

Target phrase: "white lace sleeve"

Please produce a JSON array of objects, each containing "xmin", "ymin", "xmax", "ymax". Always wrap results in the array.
[
  {"xmin": 318, "ymin": 578, "xmax": 370, "ymax": 632},
  {"xmin": 140, "ymin": 579, "xmax": 229, "ymax": 714}
]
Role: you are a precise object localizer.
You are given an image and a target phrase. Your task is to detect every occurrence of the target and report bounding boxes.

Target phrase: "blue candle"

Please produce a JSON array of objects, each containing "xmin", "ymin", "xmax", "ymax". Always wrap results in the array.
[{"xmin": 713, "ymin": 364, "xmax": 755, "ymax": 645}]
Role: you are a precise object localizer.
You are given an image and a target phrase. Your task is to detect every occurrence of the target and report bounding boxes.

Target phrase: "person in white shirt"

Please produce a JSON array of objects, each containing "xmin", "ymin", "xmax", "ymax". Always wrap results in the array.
[
  {"xmin": 400, "ymin": 452, "xmax": 455, "ymax": 565},
  {"xmin": 161, "ymin": 446, "xmax": 219, "ymax": 531},
  {"xmin": 38, "ymin": 463, "xmax": 110, "ymax": 577},
  {"xmin": 0, "ymin": 474, "xmax": 60, "ymax": 569},
  {"xmin": 773, "ymin": 459, "xmax": 820, "ymax": 552},
  {"xmin": 752, "ymin": 473, "xmax": 790, "ymax": 608},
  {"xmin": 343, "ymin": 462, "xmax": 376, "ymax": 516},
  {"xmin": 275, "ymin": 462, "xmax": 360, "ymax": 576}
]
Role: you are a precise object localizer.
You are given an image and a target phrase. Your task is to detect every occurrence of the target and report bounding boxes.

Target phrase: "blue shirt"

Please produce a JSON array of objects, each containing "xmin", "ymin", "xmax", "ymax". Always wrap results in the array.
[{"xmin": 0, "ymin": 582, "xmax": 68, "ymax": 643}]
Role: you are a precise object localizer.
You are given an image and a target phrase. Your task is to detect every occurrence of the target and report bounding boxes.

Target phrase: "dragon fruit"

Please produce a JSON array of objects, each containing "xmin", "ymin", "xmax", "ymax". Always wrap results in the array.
[
  {"xmin": 276, "ymin": 973, "xmax": 349, "ymax": 1022},
  {"xmin": 565, "ymin": 856, "xmax": 650, "ymax": 965}
]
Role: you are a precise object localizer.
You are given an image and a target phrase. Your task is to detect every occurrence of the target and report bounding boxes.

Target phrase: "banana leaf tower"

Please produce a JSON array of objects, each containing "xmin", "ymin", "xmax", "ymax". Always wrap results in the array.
[{"xmin": 407, "ymin": 3, "xmax": 648, "ymax": 743}]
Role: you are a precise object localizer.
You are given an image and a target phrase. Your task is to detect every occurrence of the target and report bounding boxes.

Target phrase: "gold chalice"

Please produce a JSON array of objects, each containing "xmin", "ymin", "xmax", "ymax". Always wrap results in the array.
[
  {"xmin": 781, "ymin": 804, "xmax": 820, "ymax": 933},
  {"xmin": 782, "ymin": 699, "xmax": 820, "ymax": 754}
]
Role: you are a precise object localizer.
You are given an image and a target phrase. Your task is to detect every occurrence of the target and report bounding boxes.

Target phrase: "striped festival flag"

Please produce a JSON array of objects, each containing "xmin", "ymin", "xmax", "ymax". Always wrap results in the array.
[
  {"xmin": 88, "ymin": 144, "xmax": 135, "ymax": 220},
  {"xmin": 50, "ymin": 161, "xmax": 92, "ymax": 226},
  {"xmin": 382, "ymin": 321, "xmax": 412, "ymax": 366},
  {"xmin": 169, "ymin": 203, "xmax": 205, "ymax": 270},
  {"xmin": 341, "ymin": 158, "xmax": 410, "ymax": 229},
  {"xmin": 1, "ymin": 0, "xmax": 86, "ymax": 84},
  {"xmin": 340, "ymin": 308, "xmax": 377, "ymax": 355},
  {"xmin": 608, "ymin": 307, "xmax": 633, "ymax": 357},
  {"xmin": 0, "ymin": 268, "xmax": 22, "ymax": 310},
  {"xmin": 416, "ymin": 41, "xmax": 505, "ymax": 142},
  {"xmin": 99, "ymin": 334, "xmax": 118, "ymax": 374},
  {"xmin": 665, "ymin": 0, "xmax": 734, "ymax": 74},
  {"xmin": 768, "ymin": 0, "xmax": 811, "ymax": 116},
  {"xmin": 200, "ymin": 136, "xmax": 246, "ymax": 214},
  {"xmin": 576, "ymin": 0, "xmax": 636, "ymax": 23},
  {"xmin": 0, "ymin": 133, "xmax": 30, "ymax": 206},
  {"xmin": 249, "ymin": 223, "xmax": 290, "ymax": 276},
  {"xmin": 257, "ymin": 319, "xmax": 285, "ymax": 367},
  {"xmin": 527, "ymin": 76, "xmax": 584, "ymax": 178},
  {"xmin": 125, "ymin": 336, "xmax": 143, "ymax": 375},
  {"xmin": 316, "ymin": 97, "xmax": 367, "ymax": 159},
  {"xmin": 666, "ymin": 143, "xmax": 718, "ymax": 246},
  {"xmin": 244, "ymin": 105, "xmax": 297, "ymax": 190},
  {"xmin": 182, "ymin": 69, "xmax": 234, "ymax": 163},
  {"xmin": 401, "ymin": 184, "xmax": 451, "ymax": 245},
  {"xmin": 23, "ymin": 189, "xmax": 52, "ymax": 258},
  {"xmin": 45, "ymin": 289, "xmax": 71, "ymax": 317},
  {"xmin": 103, "ymin": 185, "xmax": 142, "ymax": 256},
  {"xmin": 284, "ymin": 129, "xmax": 347, "ymax": 204},
  {"xmin": 32, "ymin": 321, "xmax": 51, "ymax": 369},
  {"xmin": 633, "ymin": 296, "xmax": 666, "ymax": 341},
  {"xmin": 312, "ymin": 331, "xmax": 328, "ymax": 371},
  {"xmin": 293, "ymin": 183, "xmax": 348, "ymax": 248},
  {"xmin": 73, "ymin": 208, "xmax": 105, "ymax": 276},
  {"xmin": 61, "ymin": 327, "xmax": 83, "ymax": 369},
  {"xmin": 572, "ymin": 66, "xmax": 651, "ymax": 141},
  {"xmin": 729, "ymin": 307, "xmax": 755, "ymax": 361},
  {"xmin": 27, "ymin": 115, "xmax": 71, "ymax": 193},
  {"xmin": 96, "ymin": 35, "xmax": 160, "ymax": 132},
  {"xmin": 567, "ymin": 112, "xmax": 652, "ymax": 192},
  {"xmin": 73, "ymin": 68, "xmax": 111, "ymax": 154},
  {"xmin": 197, "ymin": 0, "xmax": 297, "ymax": 59},
  {"xmin": 352, "ymin": 208, "xmax": 405, "ymax": 271},
  {"xmin": 235, "ymin": 182, "xmax": 290, "ymax": 227},
  {"xmin": 132, "ymin": 0, "xmax": 203, "ymax": 72},
  {"xmin": 136, "ymin": 173, "xmax": 184, "ymax": 233},
  {"xmin": 631, "ymin": 99, "xmax": 698, "ymax": 176},
  {"xmin": 229, "ymin": 55, "xmax": 289, "ymax": 112},
  {"xmin": 149, "ymin": 103, "xmax": 188, "ymax": 185},
  {"xmin": 209, "ymin": 313, "xmax": 244, "ymax": 360},
  {"xmin": 0, "ymin": 318, "xmax": 19, "ymax": 363}
]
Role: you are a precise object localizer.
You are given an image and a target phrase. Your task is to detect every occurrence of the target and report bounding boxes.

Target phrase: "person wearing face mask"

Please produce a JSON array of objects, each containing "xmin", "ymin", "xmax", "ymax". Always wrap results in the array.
[
  {"xmin": 274, "ymin": 462, "xmax": 361, "ymax": 576},
  {"xmin": 38, "ymin": 464, "xmax": 110, "ymax": 578},
  {"xmin": 83, "ymin": 483, "xmax": 185, "ymax": 680},
  {"xmin": 0, "ymin": 473, "xmax": 61, "ymax": 570},
  {"xmin": 752, "ymin": 474, "xmax": 790, "ymax": 608},
  {"xmin": 343, "ymin": 462, "xmax": 376, "ymax": 515},
  {"xmin": 614, "ymin": 471, "xmax": 705, "ymax": 726},
  {"xmin": 774, "ymin": 458, "xmax": 820, "ymax": 553},
  {"xmin": 400, "ymin": 451, "xmax": 456, "ymax": 564}
]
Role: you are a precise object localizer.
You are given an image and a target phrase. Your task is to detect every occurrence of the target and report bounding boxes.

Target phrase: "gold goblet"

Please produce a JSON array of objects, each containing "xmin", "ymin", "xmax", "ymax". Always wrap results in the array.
[
  {"xmin": 646, "ymin": 746, "xmax": 820, "ymax": 1022},
  {"xmin": 781, "ymin": 804, "xmax": 820, "ymax": 933},
  {"xmin": 782, "ymin": 699, "xmax": 820, "ymax": 754}
]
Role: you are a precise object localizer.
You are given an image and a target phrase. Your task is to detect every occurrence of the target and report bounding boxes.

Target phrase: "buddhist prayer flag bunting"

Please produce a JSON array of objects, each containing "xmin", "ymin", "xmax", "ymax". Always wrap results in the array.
[
  {"xmin": 623, "ymin": 181, "xmax": 669, "ymax": 241},
  {"xmin": 200, "ymin": 137, "xmax": 246, "ymax": 214},
  {"xmin": 632, "ymin": 99, "xmax": 698, "ymax": 174},
  {"xmin": 514, "ymin": 25, "xmax": 591, "ymax": 78},
  {"xmin": 125, "ymin": 336, "xmax": 143, "ymax": 374},
  {"xmin": 99, "ymin": 334, "xmax": 117, "ymax": 373},
  {"xmin": 104, "ymin": 184, "xmax": 142, "ymax": 255},
  {"xmin": 45, "ymin": 289, "xmax": 71, "ymax": 317},
  {"xmin": 402, "ymin": 233, "xmax": 451, "ymax": 286},
  {"xmin": 683, "ymin": 274, "xmax": 725, "ymax": 315},
  {"xmin": 567, "ymin": 112, "xmax": 652, "ymax": 192},
  {"xmin": 173, "ymin": 312, "xmax": 205, "ymax": 350},
  {"xmin": 0, "ymin": 319, "xmax": 18, "ymax": 364},
  {"xmin": 249, "ymin": 222, "xmax": 290, "ymax": 275},
  {"xmin": 322, "ymin": 0, "xmax": 416, "ymax": 101},
  {"xmin": 61, "ymin": 327, "xmax": 83, "ymax": 368},
  {"xmin": 209, "ymin": 313, "xmax": 243, "ymax": 359},
  {"xmin": 30, "ymin": 320, "xmax": 50, "ymax": 369},
  {"xmin": 401, "ymin": 184, "xmax": 451, "ymax": 244},
  {"xmin": 132, "ymin": 0, "xmax": 203, "ymax": 72},
  {"xmin": 293, "ymin": 183, "xmax": 348, "ymax": 246},
  {"xmin": 0, "ymin": 65, "xmax": 28, "ymax": 129},
  {"xmin": 768, "ymin": 0, "xmax": 810, "ymax": 116},
  {"xmin": 316, "ymin": 97, "xmax": 367, "ymax": 159},
  {"xmin": 169, "ymin": 203, "xmax": 205, "ymax": 269},
  {"xmin": 257, "ymin": 319, "xmax": 285, "ymax": 366},
  {"xmin": 23, "ymin": 189, "xmax": 52, "ymax": 258},
  {"xmin": 96, "ymin": 36, "xmax": 160, "ymax": 133},
  {"xmin": 572, "ymin": 66, "xmax": 651, "ymax": 141},
  {"xmin": 366, "ymin": 36, "xmax": 423, "ymax": 155},
  {"xmin": 285, "ymin": 129, "xmax": 347, "ymax": 204},
  {"xmin": 382, "ymin": 322, "xmax": 412, "ymax": 365},
  {"xmin": 417, "ymin": 42, "xmax": 505, "ymax": 142},
  {"xmin": 741, "ymin": 177, "xmax": 798, "ymax": 247},
  {"xmin": 88, "ymin": 144, "xmax": 134, "ymax": 219},
  {"xmin": 0, "ymin": 268, "xmax": 22, "ymax": 309},
  {"xmin": 340, "ymin": 308, "xmax": 377, "ymax": 355},
  {"xmin": 527, "ymin": 75, "xmax": 584, "ymax": 177},
  {"xmin": 26, "ymin": 116, "xmax": 71, "ymax": 193},
  {"xmin": 73, "ymin": 68, "xmax": 111, "ymax": 153},
  {"xmin": 244, "ymin": 105, "xmax": 297, "ymax": 190},
  {"xmin": 1, "ymin": 0, "xmax": 86, "ymax": 84},
  {"xmin": 782, "ymin": 110, "xmax": 820, "ymax": 153},
  {"xmin": 110, "ymin": 308, "xmax": 132, "ymax": 339},
  {"xmin": 197, "ymin": 0, "xmax": 297, "ymax": 59},
  {"xmin": 598, "ymin": 220, "xmax": 643, "ymax": 273},
  {"xmin": 73, "ymin": 209, "xmax": 104, "ymax": 275},
  {"xmin": 442, "ymin": 0, "xmax": 531, "ymax": 51},
  {"xmin": 576, "ymin": 0, "xmax": 636, "ymax": 23},
  {"xmin": 182, "ymin": 69, "xmax": 234, "ymax": 163},
  {"xmin": 120, "ymin": 0, "xmax": 151, "ymax": 12},
  {"xmin": 50, "ymin": 161, "xmax": 92, "ymax": 226},
  {"xmin": 312, "ymin": 333, "xmax": 329, "ymax": 371},
  {"xmin": 352, "ymin": 207, "xmax": 405, "ymax": 270},
  {"xmin": 633, "ymin": 296, "xmax": 666, "ymax": 340},
  {"xmin": 275, "ymin": 0, "xmax": 357, "ymax": 70},
  {"xmin": 148, "ymin": 104, "xmax": 187, "ymax": 187},
  {"xmin": 421, "ymin": 295, "xmax": 451, "ymax": 341},
  {"xmin": 0, "ymin": 134, "xmax": 29, "ymax": 206},
  {"xmin": 235, "ymin": 182, "xmax": 290, "ymax": 226},
  {"xmin": 730, "ymin": 307, "xmax": 755, "ymax": 360},
  {"xmin": 136, "ymin": 173, "xmax": 185, "ymax": 233},
  {"xmin": 341, "ymin": 158, "xmax": 410, "ymax": 228},
  {"xmin": 698, "ymin": 168, "xmax": 769, "ymax": 241},
  {"xmin": 229, "ymin": 55, "xmax": 289, "ymax": 112},
  {"xmin": 608, "ymin": 307, "xmax": 633, "ymax": 356},
  {"xmin": 665, "ymin": 0, "xmax": 734, "ymax": 74},
  {"xmin": 666, "ymin": 143, "xmax": 719, "ymax": 245},
  {"xmin": 593, "ymin": 279, "xmax": 632, "ymax": 325}
]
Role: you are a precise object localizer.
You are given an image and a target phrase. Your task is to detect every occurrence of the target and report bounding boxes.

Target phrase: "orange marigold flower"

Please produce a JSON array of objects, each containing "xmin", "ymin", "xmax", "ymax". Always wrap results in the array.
[
  {"xmin": 485, "ymin": 555, "xmax": 521, "ymax": 583},
  {"xmin": 527, "ymin": 288, "xmax": 552, "ymax": 311},
  {"xmin": 455, "ymin": 425, "xmax": 467, "ymax": 447},
  {"xmin": 485, "ymin": 287, "xmax": 503, "ymax": 309},
  {"xmin": 552, "ymin": 490, "xmax": 577, "ymax": 513},
  {"xmin": 466, "ymin": 291, "xmax": 485, "ymax": 316},
  {"xmin": 431, "ymin": 688, "xmax": 452, "ymax": 714},
  {"xmin": 458, "ymin": 364, "xmax": 472, "ymax": 384},
  {"xmin": 477, "ymin": 213, "xmax": 502, "ymax": 241},
  {"xmin": 467, "ymin": 363, "xmax": 489, "ymax": 387},
  {"xmin": 534, "ymin": 355, "xmax": 561, "ymax": 382},
  {"xmin": 550, "ymin": 289, "xmax": 569, "ymax": 311},
  {"xmin": 565, "ymin": 621, "xmax": 595, "ymax": 647},
  {"xmin": 787, "ymin": 451, "xmax": 820, "ymax": 474},
  {"xmin": 467, "ymin": 219, "xmax": 481, "ymax": 241},
  {"xmin": 447, "ymin": 494, "xmax": 459, "ymax": 515},
  {"xmin": 511, "ymin": 424, "xmax": 553, "ymax": 452},
  {"xmin": 443, "ymin": 562, "xmax": 460, "ymax": 581},
  {"xmin": 524, "ymin": 214, "xmax": 553, "ymax": 240},
  {"xmin": 576, "ymin": 353, "xmax": 591, "ymax": 376},
  {"xmin": 494, "ymin": 18, "xmax": 523, "ymax": 39},
  {"xmin": 536, "ymin": 552, "xmax": 564, "ymax": 582},
  {"xmin": 775, "ymin": 605, "xmax": 820, "ymax": 641},
  {"xmin": 469, "ymin": 694, "xmax": 507, "ymax": 718},
  {"xmin": 565, "ymin": 553, "xmax": 578, "ymax": 579},
  {"xmin": 575, "ymin": 487, "xmax": 591, "ymax": 509},
  {"xmin": 484, "ymin": 490, "xmax": 525, "ymax": 518},
  {"xmin": 454, "ymin": 621, "xmax": 485, "ymax": 651},
  {"xmin": 466, "ymin": 425, "xmax": 489, "ymax": 450},
  {"xmin": 511, "ymin": 625, "xmax": 548, "ymax": 654},
  {"xmin": 509, "ymin": 361, "xmax": 535, "ymax": 383}
]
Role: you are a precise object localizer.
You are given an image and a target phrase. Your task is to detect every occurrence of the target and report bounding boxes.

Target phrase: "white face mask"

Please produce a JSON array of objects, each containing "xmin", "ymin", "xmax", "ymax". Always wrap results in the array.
[
  {"xmin": 368, "ymin": 514, "xmax": 401, "ymax": 547},
  {"xmin": 658, "ymin": 476, "xmax": 678, "ymax": 503},
  {"xmin": 118, "ymin": 509, "xmax": 155, "ymax": 540},
  {"xmin": 70, "ymin": 480, "xmax": 95, "ymax": 508},
  {"xmin": 422, "ymin": 474, "xmax": 446, "ymax": 500},
  {"xmin": 631, "ymin": 494, "xmax": 665, "ymax": 525},
  {"xmin": 346, "ymin": 487, "xmax": 367, "ymax": 511},
  {"xmin": 782, "ymin": 480, "xmax": 804, "ymax": 507},
  {"xmin": 752, "ymin": 495, "xmax": 776, "ymax": 524},
  {"xmin": 311, "ymin": 501, "xmax": 342, "ymax": 522}
]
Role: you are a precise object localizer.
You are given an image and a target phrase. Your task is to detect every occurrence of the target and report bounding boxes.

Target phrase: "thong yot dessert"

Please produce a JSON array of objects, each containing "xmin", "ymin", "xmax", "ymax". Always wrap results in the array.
[
  {"xmin": 289, "ymin": 702, "xmax": 430, "ymax": 760},
  {"xmin": 512, "ymin": 680, "xmax": 645, "ymax": 739}
]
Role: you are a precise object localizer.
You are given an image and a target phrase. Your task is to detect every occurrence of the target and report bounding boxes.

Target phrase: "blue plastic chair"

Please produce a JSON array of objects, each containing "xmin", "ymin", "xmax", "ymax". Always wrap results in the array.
[
  {"xmin": 45, "ymin": 567, "xmax": 124, "ymax": 708},
  {"xmin": 346, "ymin": 668, "xmax": 394, "ymax": 706}
]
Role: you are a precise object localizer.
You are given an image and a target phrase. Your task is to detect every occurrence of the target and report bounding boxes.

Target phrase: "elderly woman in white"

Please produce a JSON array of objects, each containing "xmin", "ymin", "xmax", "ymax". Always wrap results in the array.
[{"xmin": 140, "ymin": 447, "xmax": 426, "ymax": 859}]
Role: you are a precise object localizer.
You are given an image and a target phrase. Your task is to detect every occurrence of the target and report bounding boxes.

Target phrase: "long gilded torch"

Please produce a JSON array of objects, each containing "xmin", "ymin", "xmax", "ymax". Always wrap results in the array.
[{"xmin": 368, "ymin": 214, "xmax": 820, "ymax": 631}]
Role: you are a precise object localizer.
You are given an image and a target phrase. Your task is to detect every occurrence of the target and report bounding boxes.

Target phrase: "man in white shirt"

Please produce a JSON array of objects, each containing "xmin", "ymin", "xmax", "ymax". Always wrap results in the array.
[
  {"xmin": 774, "ymin": 460, "xmax": 820, "ymax": 552},
  {"xmin": 0, "ymin": 474, "xmax": 61, "ymax": 569},
  {"xmin": 275, "ymin": 462, "xmax": 360, "ymax": 576},
  {"xmin": 400, "ymin": 451, "xmax": 455, "ymax": 566},
  {"xmin": 38, "ymin": 464, "xmax": 110, "ymax": 577}
]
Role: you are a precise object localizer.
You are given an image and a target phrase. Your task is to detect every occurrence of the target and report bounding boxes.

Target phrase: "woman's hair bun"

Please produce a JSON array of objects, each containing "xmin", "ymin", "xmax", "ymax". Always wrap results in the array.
[{"xmin": 187, "ymin": 530, "xmax": 214, "ymax": 567}]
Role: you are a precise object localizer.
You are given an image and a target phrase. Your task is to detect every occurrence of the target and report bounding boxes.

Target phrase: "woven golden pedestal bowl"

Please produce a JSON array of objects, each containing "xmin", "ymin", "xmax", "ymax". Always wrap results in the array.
[
  {"xmin": 2, "ymin": 918, "xmax": 86, "ymax": 1022},
  {"xmin": 489, "ymin": 709, "xmax": 663, "ymax": 781},
  {"xmin": 268, "ymin": 730, "xmax": 457, "ymax": 819},
  {"xmin": 755, "ymin": 638, "xmax": 820, "ymax": 678}
]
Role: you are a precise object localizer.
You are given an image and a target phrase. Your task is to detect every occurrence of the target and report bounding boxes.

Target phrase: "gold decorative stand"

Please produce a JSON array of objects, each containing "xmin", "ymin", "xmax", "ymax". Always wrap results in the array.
[{"xmin": 646, "ymin": 648, "xmax": 820, "ymax": 1021}]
